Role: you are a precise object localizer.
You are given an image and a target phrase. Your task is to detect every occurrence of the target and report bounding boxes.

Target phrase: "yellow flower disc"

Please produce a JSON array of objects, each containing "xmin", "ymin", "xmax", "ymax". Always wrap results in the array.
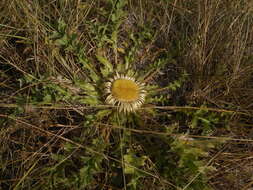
[
  {"xmin": 105, "ymin": 73, "xmax": 146, "ymax": 113},
  {"xmin": 111, "ymin": 79, "xmax": 139, "ymax": 102}
]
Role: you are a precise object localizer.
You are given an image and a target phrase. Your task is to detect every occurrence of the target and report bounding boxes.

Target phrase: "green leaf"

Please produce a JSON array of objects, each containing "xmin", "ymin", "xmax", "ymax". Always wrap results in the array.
[
  {"xmin": 100, "ymin": 66, "xmax": 110, "ymax": 78},
  {"xmin": 42, "ymin": 94, "xmax": 52, "ymax": 103},
  {"xmin": 80, "ymin": 96, "xmax": 100, "ymax": 105},
  {"xmin": 96, "ymin": 55, "xmax": 113, "ymax": 72},
  {"xmin": 96, "ymin": 109, "xmax": 112, "ymax": 120},
  {"xmin": 79, "ymin": 166, "xmax": 93, "ymax": 187},
  {"xmin": 64, "ymin": 142, "xmax": 77, "ymax": 152},
  {"xmin": 124, "ymin": 152, "xmax": 147, "ymax": 175},
  {"xmin": 57, "ymin": 19, "xmax": 67, "ymax": 33},
  {"xmin": 76, "ymin": 80, "xmax": 96, "ymax": 92},
  {"xmin": 55, "ymin": 34, "xmax": 69, "ymax": 46},
  {"xmin": 51, "ymin": 154, "xmax": 66, "ymax": 162},
  {"xmin": 116, "ymin": 62, "xmax": 125, "ymax": 72},
  {"xmin": 79, "ymin": 58, "xmax": 99, "ymax": 82}
]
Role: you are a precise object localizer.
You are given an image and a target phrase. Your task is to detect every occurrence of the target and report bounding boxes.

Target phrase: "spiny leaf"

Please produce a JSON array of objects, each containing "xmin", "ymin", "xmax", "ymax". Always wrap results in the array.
[
  {"xmin": 96, "ymin": 109, "xmax": 112, "ymax": 120},
  {"xmin": 80, "ymin": 96, "xmax": 100, "ymax": 105},
  {"xmin": 124, "ymin": 151, "xmax": 147, "ymax": 175},
  {"xmin": 96, "ymin": 55, "xmax": 114, "ymax": 73},
  {"xmin": 79, "ymin": 57, "xmax": 99, "ymax": 82},
  {"xmin": 75, "ymin": 80, "xmax": 96, "ymax": 92}
]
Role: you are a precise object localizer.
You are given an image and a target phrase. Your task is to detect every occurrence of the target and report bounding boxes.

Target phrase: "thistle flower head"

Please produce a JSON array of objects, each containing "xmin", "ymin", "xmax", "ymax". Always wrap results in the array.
[{"xmin": 105, "ymin": 73, "xmax": 146, "ymax": 113}]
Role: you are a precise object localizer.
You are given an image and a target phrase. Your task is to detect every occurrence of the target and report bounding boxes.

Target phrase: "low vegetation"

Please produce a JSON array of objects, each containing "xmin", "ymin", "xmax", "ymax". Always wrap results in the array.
[{"xmin": 1, "ymin": 0, "xmax": 253, "ymax": 189}]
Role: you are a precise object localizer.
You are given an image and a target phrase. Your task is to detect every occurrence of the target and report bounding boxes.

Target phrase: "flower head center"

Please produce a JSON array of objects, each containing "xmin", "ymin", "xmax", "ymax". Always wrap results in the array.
[{"xmin": 111, "ymin": 79, "xmax": 139, "ymax": 102}]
